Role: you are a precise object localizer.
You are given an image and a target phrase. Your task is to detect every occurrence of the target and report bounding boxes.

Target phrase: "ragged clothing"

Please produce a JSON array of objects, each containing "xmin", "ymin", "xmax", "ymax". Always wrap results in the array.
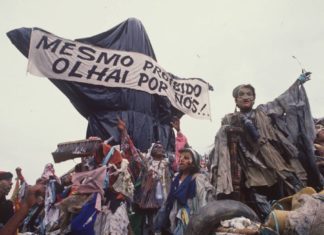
[
  {"xmin": 210, "ymin": 80, "xmax": 314, "ymax": 196},
  {"xmin": 260, "ymin": 80, "xmax": 321, "ymax": 189},
  {"xmin": 94, "ymin": 203, "xmax": 129, "ymax": 235}
]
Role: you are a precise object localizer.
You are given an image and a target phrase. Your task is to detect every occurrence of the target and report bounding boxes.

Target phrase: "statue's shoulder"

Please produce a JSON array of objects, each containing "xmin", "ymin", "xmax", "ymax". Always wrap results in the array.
[{"xmin": 221, "ymin": 113, "xmax": 235, "ymax": 125}]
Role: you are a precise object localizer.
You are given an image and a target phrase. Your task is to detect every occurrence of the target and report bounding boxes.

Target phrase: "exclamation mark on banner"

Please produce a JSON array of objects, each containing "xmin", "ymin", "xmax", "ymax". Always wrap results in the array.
[{"xmin": 198, "ymin": 104, "xmax": 207, "ymax": 115}]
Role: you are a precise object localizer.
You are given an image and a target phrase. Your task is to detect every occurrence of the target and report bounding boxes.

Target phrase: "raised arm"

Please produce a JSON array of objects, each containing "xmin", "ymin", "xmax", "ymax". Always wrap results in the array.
[
  {"xmin": 0, "ymin": 184, "xmax": 45, "ymax": 235},
  {"xmin": 259, "ymin": 71, "xmax": 312, "ymax": 116}
]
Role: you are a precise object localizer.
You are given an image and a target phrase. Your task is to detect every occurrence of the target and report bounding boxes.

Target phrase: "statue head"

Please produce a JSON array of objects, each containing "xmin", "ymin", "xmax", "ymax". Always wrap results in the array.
[{"xmin": 232, "ymin": 84, "xmax": 256, "ymax": 112}]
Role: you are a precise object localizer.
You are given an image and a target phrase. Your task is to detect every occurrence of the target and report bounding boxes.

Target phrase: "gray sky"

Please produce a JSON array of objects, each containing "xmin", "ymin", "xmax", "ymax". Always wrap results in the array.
[{"xmin": 1, "ymin": 0, "xmax": 324, "ymax": 184}]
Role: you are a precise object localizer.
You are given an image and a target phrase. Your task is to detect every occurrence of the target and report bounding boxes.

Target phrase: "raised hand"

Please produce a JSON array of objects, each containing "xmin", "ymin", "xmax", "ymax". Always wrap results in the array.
[
  {"xmin": 298, "ymin": 70, "xmax": 311, "ymax": 84},
  {"xmin": 170, "ymin": 116, "xmax": 180, "ymax": 132}
]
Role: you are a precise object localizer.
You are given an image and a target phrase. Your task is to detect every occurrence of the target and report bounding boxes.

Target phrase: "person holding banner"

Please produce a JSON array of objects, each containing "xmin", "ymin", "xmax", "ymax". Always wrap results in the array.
[{"xmin": 209, "ymin": 71, "xmax": 322, "ymax": 220}]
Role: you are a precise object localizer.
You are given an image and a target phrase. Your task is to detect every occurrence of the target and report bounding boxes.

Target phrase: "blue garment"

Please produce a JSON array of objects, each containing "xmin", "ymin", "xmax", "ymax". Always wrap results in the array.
[
  {"xmin": 166, "ymin": 174, "xmax": 196, "ymax": 210},
  {"xmin": 154, "ymin": 174, "xmax": 196, "ymax": 232},
  {"xmin": 70, "ymin": 194, "xmax": 97, "ymax": 235}
]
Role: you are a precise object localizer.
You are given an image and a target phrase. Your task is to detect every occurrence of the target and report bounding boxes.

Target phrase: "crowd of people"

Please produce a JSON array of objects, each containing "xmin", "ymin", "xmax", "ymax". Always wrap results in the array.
[{"xmin": 1, "ymin": 72, "xmax": 324, "ymax": 235}]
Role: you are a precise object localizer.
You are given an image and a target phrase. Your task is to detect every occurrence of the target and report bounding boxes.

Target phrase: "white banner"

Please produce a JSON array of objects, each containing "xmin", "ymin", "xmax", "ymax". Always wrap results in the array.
[{"xmin": 28, "ymin": 29, "xmax": 211, "ymax": 120}]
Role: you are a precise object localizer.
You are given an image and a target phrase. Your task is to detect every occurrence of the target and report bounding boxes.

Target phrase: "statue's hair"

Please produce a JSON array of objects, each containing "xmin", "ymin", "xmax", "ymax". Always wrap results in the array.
[{"xmin": 232, "ymin": 84, "xmax": 256, "ymax": 99}]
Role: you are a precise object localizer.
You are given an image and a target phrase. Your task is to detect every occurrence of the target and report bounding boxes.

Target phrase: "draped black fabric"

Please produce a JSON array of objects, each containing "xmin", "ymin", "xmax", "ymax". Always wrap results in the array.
[
  {"xmin": 262, "ymin": 81, "xmax": 323, "ymax": 189},
  {"xmin": 7, "ymin": 18, "xmax": 185, "ymax": 152}
]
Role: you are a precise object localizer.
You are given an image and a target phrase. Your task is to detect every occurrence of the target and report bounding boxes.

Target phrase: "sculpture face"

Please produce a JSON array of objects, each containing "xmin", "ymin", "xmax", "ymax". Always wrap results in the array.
[{"xmin": 235, "ymin": 87, "xmax": 255, "ymax": 112}]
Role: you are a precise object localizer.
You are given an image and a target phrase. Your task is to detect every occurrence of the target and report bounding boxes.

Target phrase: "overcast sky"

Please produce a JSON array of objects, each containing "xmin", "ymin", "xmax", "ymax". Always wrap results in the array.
[{"xmin": 1, "ymin": 0, "xmax": 324, "ymax": 185}]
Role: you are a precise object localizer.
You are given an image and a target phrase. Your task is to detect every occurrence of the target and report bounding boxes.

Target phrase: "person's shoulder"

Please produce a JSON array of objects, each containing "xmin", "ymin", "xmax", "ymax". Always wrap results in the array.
[
  {"xmin": 255, "ymin": 104, "xmax": 266, "ymax": 112},
  {"xmin": 223, "ymin": 113, "xmax": 234, "ymax": 118},
  {"xmin": 191, "ymin": 172, "xmax": 207, "ymax": 181},
  {"xmin": 172, "ymin": 172, "xmax": 180, "ymax": 179},
  {"xmin": 254, "ymin": 105, "xmax": 270, "ymax": 118},
  {"xmin": 192, "ymin": 173, "xmax": 214, "ymax": 190}
]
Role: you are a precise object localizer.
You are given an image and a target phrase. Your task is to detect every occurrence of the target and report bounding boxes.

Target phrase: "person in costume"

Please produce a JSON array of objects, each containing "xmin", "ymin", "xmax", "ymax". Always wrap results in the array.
[
  {"xmin": 209, "ymin": 71, "xmax": 322, "ymax": 220},
  {"xmin": 136, "ymin": 142, "xmax": 172, "ymax": 235},
  {"xmin": 117, "ymin": 117, "xmax": 172, "ymax": 235}
]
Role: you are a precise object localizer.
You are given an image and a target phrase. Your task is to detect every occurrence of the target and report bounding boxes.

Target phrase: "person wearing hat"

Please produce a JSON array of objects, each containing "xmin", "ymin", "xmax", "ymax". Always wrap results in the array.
[
  {"xmin": 0, "ymin": 171, "xmax": 14, "ymax": 228},
  {"xmin": 209, "ymin": 71, "xmax": 321, "ymax": 220},
  {"xmin": 160, "ymin": 147, "xmax": 215, "ymax": 234}
]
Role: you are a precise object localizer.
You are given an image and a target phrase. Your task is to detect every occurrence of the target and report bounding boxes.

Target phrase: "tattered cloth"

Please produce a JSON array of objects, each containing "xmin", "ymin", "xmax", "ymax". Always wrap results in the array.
[
  {"xmin": 209, "ymin": 80, "xmax": 317, "ymax": 195},
  {"xmin": 284, "ymin": 194, "xmax": 324, "ymax": 235}
]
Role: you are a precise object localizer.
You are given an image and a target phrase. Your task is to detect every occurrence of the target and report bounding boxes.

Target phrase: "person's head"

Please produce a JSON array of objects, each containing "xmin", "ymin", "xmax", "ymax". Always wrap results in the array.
[
  {"xmin": 178, "ymin": 147, "xmax": 200, "ymax": 175},
  {"xmin": 60, "ymin": 174, "xmax": 72, "ymax": 187},
  {"xmin": 232, "ymin": 84, "xmax": 256, "ymax": 112},
  {"xmin": 41, "ymin": 163, "xmax": 56, "ymax": 180},
  {"xmin": 315, "ymin": 125, "xmax": 324, "ymax": 143},
  {"xmin": 0, "ymin": 171, "xmax": 13, "ymax": 197},
  {"xmin": 81, "ymin": 157, "xmax": 96, "ymax": 171},
  {"xmin": 150, "ymin": 142, "xmax": 165, "ymax": 160}
]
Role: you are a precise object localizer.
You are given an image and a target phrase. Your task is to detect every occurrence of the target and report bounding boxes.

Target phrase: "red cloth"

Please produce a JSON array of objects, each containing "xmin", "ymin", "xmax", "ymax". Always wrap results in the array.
[{"xmin": 102, "ymin": 144, "xmax": 123, "ymax": 165}]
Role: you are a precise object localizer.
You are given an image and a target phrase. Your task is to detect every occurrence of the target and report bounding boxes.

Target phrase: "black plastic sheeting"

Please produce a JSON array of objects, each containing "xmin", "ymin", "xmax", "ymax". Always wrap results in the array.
[{"xmin": 7, "ymin": 18, "xmax": 192, "ymax": 152}]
